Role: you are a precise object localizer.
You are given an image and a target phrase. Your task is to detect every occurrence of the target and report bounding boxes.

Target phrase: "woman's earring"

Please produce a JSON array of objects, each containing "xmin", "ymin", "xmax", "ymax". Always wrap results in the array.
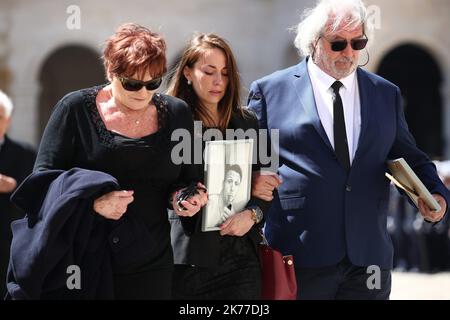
[{"xmin": 187, "ymin": 80, "xmax": 192, "ymax": 85}]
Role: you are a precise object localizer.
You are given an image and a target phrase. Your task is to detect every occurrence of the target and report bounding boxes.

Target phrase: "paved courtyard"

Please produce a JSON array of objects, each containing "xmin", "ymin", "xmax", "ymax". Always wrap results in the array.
[{"xmin": 390, "ymin": 272, "xmax": 450, "ymax": 300}]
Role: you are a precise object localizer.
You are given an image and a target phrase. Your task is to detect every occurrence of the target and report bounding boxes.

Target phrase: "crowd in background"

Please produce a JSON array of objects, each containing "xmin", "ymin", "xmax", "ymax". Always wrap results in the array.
[{"xmin": 388, "ymin": 161, "xmax": 450, "ymax": 273}]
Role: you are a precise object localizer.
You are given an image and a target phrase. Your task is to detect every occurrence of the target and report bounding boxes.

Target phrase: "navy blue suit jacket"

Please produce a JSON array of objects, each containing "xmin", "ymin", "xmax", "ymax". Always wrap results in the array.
[
  {"xmin": 7, "ymin": 168, "xmax": 119, "ymax": 299},
  {"xmin": 248, "ymin": 58, "xmax": 450, "ymax": 269}
]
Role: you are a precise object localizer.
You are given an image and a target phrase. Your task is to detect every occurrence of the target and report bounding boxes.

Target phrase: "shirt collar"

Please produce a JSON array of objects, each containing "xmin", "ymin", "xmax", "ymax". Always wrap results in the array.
[{"xmin": 308, "ymin": 58, "xmax": 356, "ymax": 92}]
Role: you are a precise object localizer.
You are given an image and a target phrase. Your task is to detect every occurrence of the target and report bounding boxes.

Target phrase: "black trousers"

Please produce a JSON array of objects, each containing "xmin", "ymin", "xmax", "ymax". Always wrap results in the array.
[
  {"xmin": 113, "ymin": 267, "xmax": 173, "ymax": 300},
  {"xmin": 172, "ymin": 263, "xmax": 261, "ymax": 300},
  {"xmin": 296, "ymin": 256, "xmax": 391, "ymax": 300}
]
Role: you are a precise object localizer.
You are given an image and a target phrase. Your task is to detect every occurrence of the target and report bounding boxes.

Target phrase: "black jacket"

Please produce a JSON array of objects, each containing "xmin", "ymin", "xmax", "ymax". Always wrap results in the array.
[
  {"xmin": 169, "ymin": 111, "xmax": 271, "ymax": 267},
  {"xmin": 6, "ymin": 168, "xmax": 119, "ymax": 299}
]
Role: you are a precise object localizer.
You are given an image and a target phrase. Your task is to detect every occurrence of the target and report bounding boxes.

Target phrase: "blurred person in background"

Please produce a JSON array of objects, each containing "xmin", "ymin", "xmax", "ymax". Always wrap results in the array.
[
  {"xmin": 388, "ymin": 160, "xmax": 450, "ymax": 273},
  {"xmin": 0, "ymin": 90, "xmax": 36, "ymax": 297}
]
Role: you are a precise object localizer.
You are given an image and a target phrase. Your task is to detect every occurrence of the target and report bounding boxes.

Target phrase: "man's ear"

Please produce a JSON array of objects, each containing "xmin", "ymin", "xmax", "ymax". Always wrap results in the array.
[{"xmin": 310, "ymin": 41, "xmax": 318, "ymax": 60}]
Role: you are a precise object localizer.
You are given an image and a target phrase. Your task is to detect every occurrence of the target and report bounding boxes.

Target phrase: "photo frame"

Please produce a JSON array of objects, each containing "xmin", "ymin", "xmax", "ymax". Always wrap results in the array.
[{"xmin": 202, "ymin": 139, "xmax": 254, "ymax": 232}]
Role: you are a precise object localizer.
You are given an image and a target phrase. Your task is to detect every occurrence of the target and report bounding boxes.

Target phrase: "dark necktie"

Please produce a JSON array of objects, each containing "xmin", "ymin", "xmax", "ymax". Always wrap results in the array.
[{"xmin": 331, "ymin": 81, "xmax": 350, "ymax": 172}]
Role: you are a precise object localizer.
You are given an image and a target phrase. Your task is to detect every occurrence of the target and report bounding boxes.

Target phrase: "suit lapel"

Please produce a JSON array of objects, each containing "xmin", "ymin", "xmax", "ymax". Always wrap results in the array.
[
  {"xmin": 353, "ymin": 68, "xmax": 373, "ymax": 162},
  {"xmin": 292, "ymin": 60, "xmax": 334, "ymax": 152}
]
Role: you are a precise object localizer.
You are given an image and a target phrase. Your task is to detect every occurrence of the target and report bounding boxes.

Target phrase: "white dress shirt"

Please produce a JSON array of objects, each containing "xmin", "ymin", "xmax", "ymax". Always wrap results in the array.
[{"xmin": 307, "ymin": 58, "xmax": 361, "ymax": 164}]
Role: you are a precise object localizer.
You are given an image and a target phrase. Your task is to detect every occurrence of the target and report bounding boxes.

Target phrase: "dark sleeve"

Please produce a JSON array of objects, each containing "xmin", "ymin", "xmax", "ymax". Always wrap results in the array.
[
  {"xmin": 247, "ymin": 80, "xmax": 268, "ymax": 131},
  {"xmin": 168, "ymin": 98, "xmax": 200, "ymax": 195},
  {"xmin": 388, "ymin": 87, "xmax": 450, "ymax": 221},
  {"xmin": 248, "ymin": 80, "xmax": 277, "ymax": 171},
  {"xmin": 5, "ymin": 140, "xmax": 37, "ymax": 185},
  {"xmin": 247, "ymin": 80, "xmax": 279, "ymax": 224},
  {"xmin": 0, "ymin": 140, "xmax": 36, "ymax": 219},
  {"xmin": 167, "ymin": 99, "xmax": 201, "ymax": 233},
  {"xmin": 33, "ymin": 93, "xmax": 77, "ymax": 172},
  {"xmin": 244, "ymin": 110, "xmax": 273, "ymax": 224},
  {"xmin": 18, "ymin": 145, "xmax": 37, "ymax": 184}
]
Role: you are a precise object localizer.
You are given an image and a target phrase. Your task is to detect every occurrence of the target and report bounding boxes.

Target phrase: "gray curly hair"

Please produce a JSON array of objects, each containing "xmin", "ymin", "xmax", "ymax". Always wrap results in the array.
[{"xmin": 294, "ymin": 0, "xmax": 370, "ymax": 57}]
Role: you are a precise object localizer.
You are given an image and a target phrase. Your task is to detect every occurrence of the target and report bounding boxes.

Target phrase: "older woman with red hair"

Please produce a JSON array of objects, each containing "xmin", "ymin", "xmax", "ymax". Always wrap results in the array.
[{"xmin": 33, "ymin": 23, "xmax": 207, "ymax": 299}]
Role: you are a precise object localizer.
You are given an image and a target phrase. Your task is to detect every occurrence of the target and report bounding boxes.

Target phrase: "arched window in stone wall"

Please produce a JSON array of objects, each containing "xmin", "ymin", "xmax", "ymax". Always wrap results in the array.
[
  {"xmin": 377, "ymin": 44, "xmax": 444, "ymax": 159},
  {"xmin": 37, "ymin": 44, "xmax": 104, "ymax": 140}
]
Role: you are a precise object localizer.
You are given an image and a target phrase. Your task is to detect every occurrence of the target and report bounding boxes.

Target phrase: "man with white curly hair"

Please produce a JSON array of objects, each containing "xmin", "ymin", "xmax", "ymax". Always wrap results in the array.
[{"xmin": 248, "ymin": 0, "xmax": 450, "ymax": 299}]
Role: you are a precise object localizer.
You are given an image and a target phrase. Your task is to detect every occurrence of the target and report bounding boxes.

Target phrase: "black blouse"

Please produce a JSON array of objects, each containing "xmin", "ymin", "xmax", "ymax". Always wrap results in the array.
[
  {"xmin": 170, "ymin": 111, "xmax": 271, "ymax": 268},
  {"xmin": 34, "ymin": 85, "xmax": 198, "ymax": 272}
]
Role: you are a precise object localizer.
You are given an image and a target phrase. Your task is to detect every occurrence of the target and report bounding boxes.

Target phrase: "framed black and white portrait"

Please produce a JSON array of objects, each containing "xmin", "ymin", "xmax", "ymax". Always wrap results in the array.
[{"xmin": 202, "ymin": 139, "xmax": 253, "ymax": 232}]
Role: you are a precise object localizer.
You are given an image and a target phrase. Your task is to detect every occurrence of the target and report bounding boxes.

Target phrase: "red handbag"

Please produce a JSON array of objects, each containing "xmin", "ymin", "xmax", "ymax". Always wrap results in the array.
[{"xmin": 259, "ymin": 241, "xmax": 297, "ymax": 300}]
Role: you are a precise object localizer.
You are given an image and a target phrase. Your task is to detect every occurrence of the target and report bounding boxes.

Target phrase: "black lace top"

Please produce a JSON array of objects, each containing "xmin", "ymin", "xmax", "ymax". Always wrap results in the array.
[{"xmin": 34, "ymin": 85, "xmax": 198, "ymax": 273}]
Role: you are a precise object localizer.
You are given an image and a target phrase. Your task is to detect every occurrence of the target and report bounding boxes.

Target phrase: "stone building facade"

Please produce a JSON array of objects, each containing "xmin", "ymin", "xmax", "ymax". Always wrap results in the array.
[{"xmin": 0, "ymin": 0, "xmax": 449, "ymax": 158}]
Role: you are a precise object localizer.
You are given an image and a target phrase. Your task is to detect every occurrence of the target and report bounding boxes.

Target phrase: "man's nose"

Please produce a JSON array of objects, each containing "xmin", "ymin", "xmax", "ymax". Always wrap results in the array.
[{"xmin": 342, "ymin": 42, "xmax": 354, "ymax": 57}]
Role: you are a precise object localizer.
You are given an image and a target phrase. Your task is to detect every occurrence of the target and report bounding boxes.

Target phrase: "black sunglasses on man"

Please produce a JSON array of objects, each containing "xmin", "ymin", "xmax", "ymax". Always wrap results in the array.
[{"xmin": 321, "ymin": 35, "xmax": 368, "ymax": 52}]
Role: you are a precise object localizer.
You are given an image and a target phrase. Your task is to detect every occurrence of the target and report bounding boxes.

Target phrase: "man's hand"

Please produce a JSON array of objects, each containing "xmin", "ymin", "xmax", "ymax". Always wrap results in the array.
[
  {"xmin": 0, "ymin": 174, "xmax": 17, "ymax": 193},
  {"xmin": 220, "ymin": 209, "xmax": 255, "ymax": 237},
  {"xmin": 418, "ymin": 194, "xmax": 447, "ymax": 223},
  {"xmin": 252, "ymin": 171, "xmax": 282, "ymax": 201}
]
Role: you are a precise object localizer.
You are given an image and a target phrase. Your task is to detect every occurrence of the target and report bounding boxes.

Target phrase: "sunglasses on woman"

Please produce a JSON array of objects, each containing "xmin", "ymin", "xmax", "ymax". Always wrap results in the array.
[
  {"xmin": 322, "ymin": 36, "xmax": 368, "ymax": 52},
  {"xmin": 117, "ymin": 76, "xmax": 162, "ymax": 91}
]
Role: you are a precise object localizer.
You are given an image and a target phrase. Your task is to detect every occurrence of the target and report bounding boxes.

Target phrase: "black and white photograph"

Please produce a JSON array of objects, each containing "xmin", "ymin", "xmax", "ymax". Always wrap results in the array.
[{"xmin": 202, "ymin": 139, "xmax": 253, "ymax": 232}]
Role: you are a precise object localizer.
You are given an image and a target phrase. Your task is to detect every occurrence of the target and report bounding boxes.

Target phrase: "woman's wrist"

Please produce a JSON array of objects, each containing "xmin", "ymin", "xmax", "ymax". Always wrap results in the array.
[{"xmin": 246, "ymin": 205, "xmax": 263, "ymax": 224}]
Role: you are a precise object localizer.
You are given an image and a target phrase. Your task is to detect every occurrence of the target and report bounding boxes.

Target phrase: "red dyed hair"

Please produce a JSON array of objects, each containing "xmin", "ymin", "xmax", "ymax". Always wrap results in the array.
[{"xmin": 102, "ymin": 23, "xmax": 167, "ymax": 80}]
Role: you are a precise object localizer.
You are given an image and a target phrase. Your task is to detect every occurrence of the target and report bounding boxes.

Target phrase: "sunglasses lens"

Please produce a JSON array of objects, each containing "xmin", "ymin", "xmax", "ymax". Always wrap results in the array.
[
  {"xmin": 119, "ymin": 76, "xmax": 162, "ymax": 91},
  {"xmin": 145, "ymin": 78, "xmax": 162, "ymax": 90},
  {"xmin": 331, "ymin": 41, "xmax": 347, "ymax": 52},
  {"xmin": 121, "ymin": 79, "xmax": 143, "ymax": 91},
  {"xmin": 352, "ymin": 39, "xmax": 368, "ymax": 50}
]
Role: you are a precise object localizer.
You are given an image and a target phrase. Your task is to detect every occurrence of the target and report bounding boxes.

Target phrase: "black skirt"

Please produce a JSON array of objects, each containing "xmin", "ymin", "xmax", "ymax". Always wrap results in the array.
[{"xmin": 172, "ymin": 235, "xmax": 261, "ymax": 300}]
